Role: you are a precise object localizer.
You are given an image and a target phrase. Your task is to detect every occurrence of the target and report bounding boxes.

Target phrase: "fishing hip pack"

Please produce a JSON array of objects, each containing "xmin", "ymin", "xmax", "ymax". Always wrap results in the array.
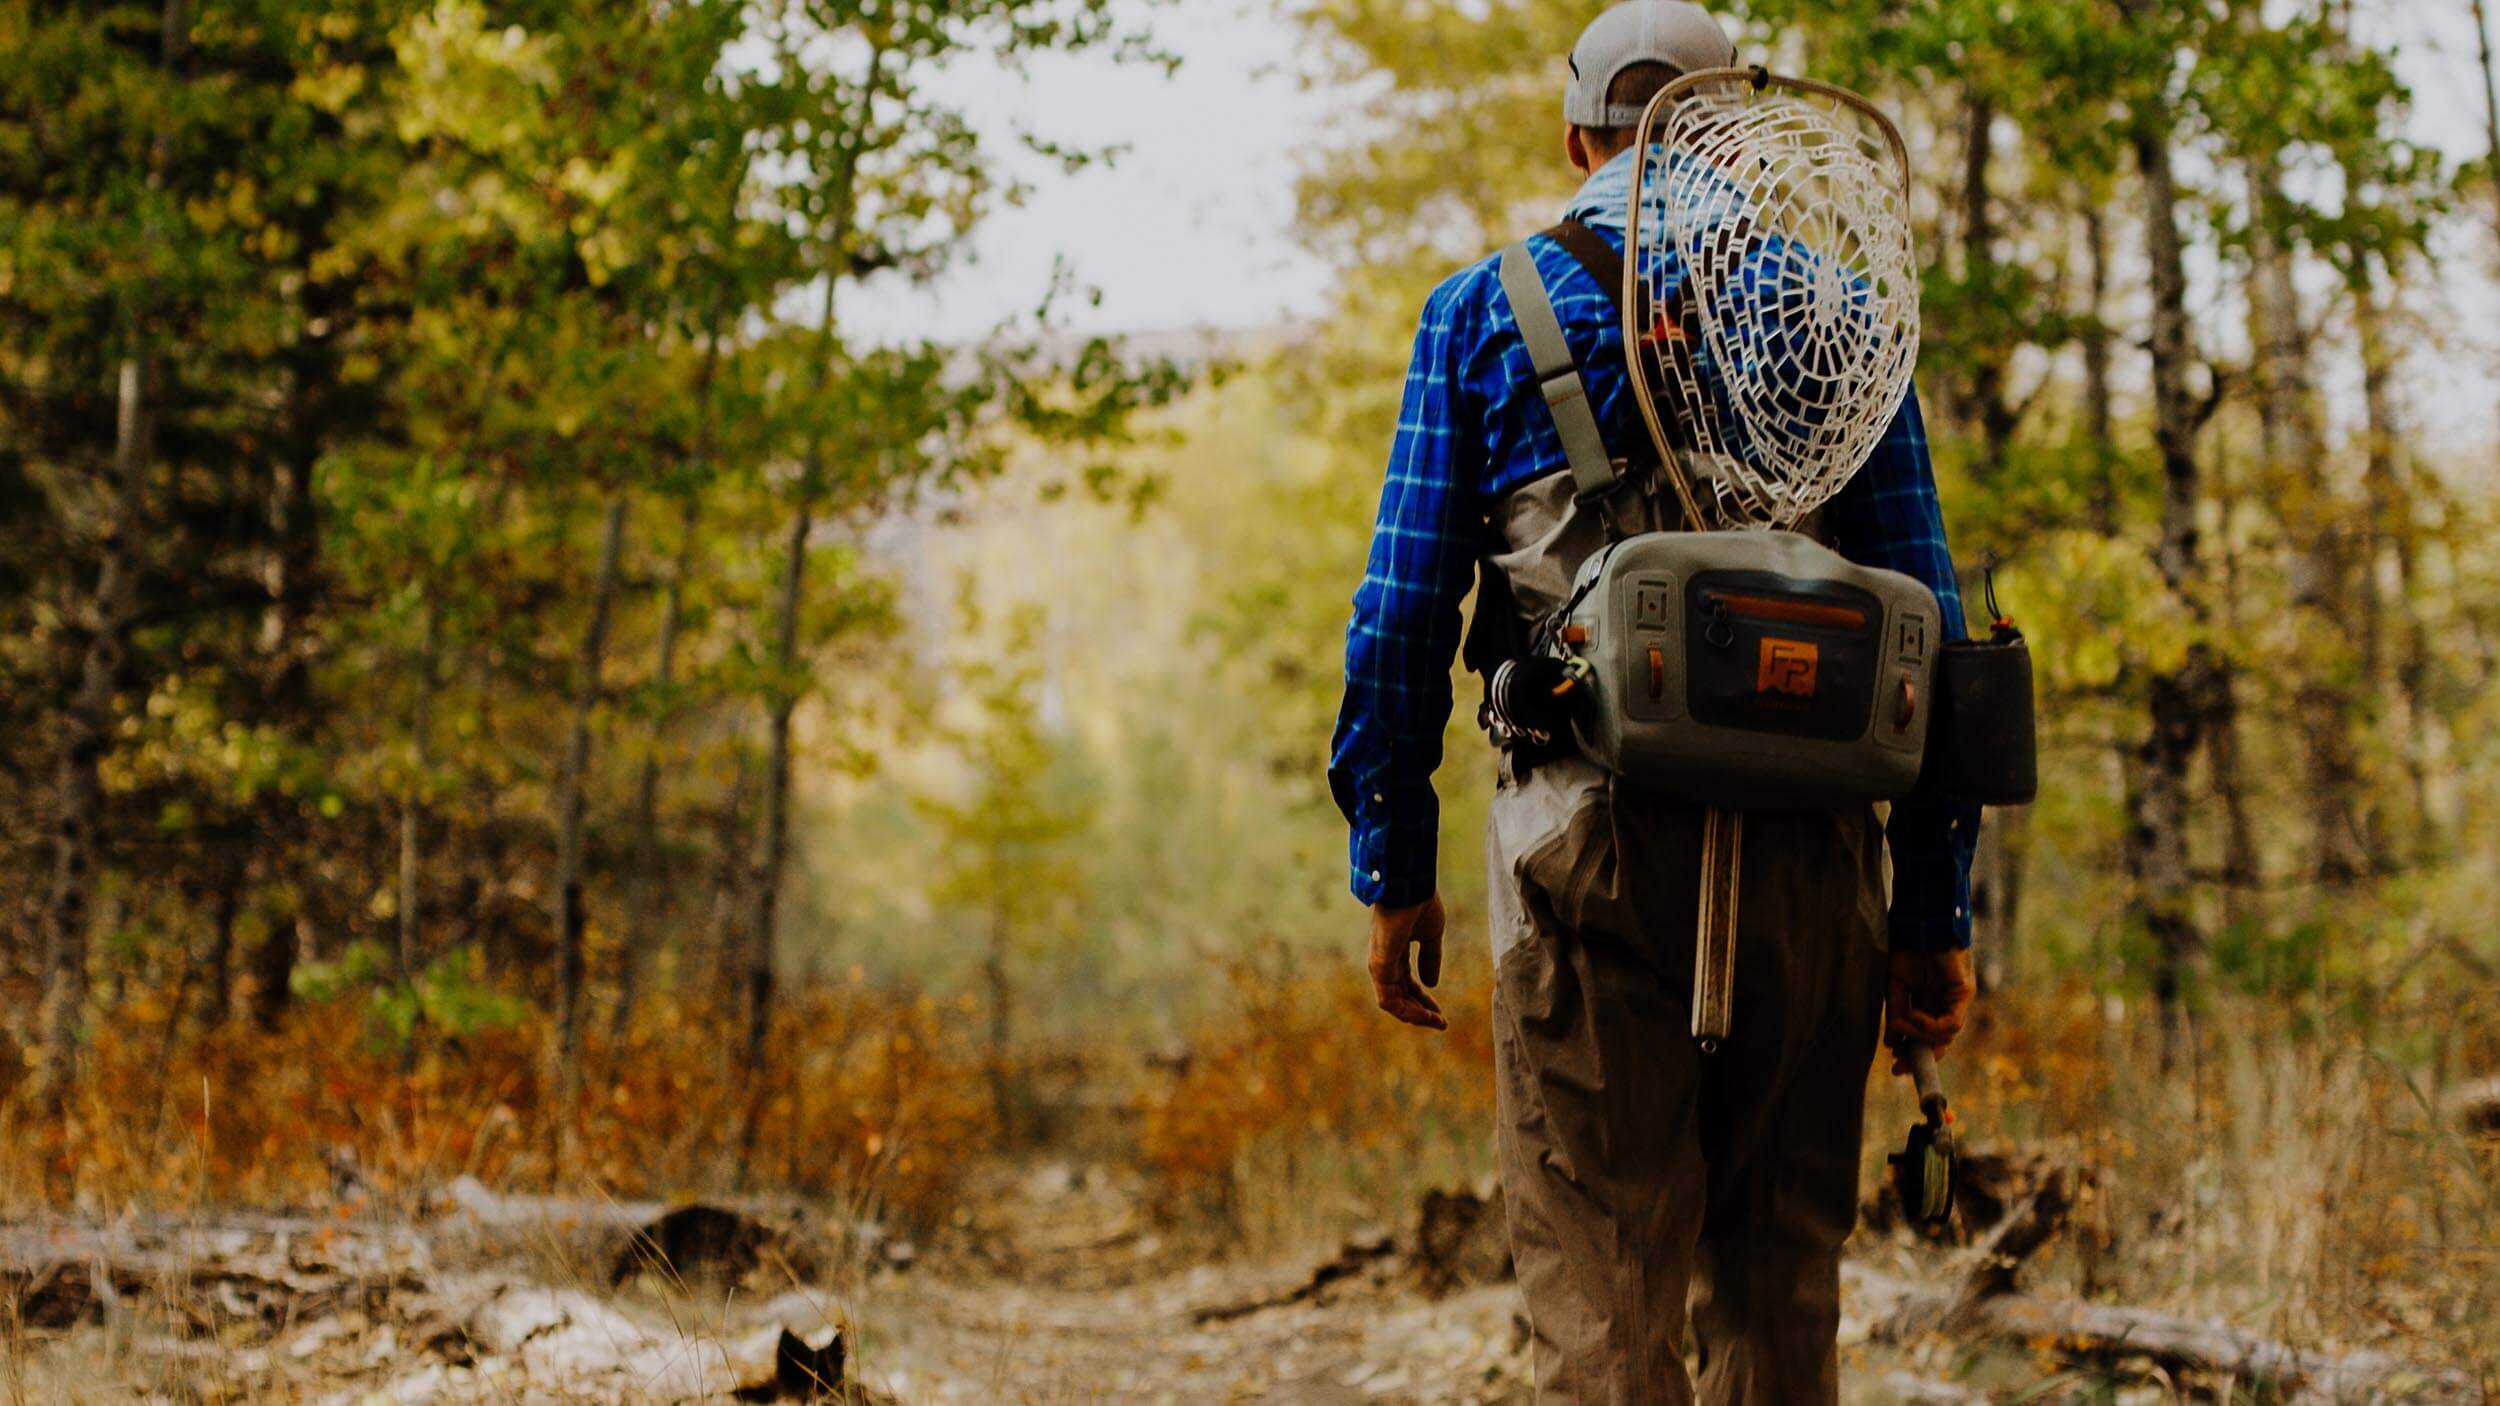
[{"xmin": 1556, "ymin": 528, "xmax": 1939, "ymax": 808}]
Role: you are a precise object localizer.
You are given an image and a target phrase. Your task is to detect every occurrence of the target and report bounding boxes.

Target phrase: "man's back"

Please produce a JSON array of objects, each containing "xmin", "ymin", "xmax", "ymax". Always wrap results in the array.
[{"xmin": 1330, "ymin": 8, "xmax": 1983, "ymax": 1400}]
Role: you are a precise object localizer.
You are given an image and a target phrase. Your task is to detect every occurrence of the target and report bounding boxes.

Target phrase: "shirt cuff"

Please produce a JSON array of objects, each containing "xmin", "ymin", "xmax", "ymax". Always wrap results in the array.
[
  {"xmin": 1886, "ymin": 803, "xmax": 1978, "ymax": 953},
  {"xmin": 1349, "ymin": 809, "xmax": 1439, "ymax": 909}
]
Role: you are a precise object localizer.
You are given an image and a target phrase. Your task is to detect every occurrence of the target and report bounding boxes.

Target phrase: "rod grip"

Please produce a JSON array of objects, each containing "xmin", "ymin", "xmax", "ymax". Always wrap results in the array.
[{"xmin": 1905, "ymin": 1043, "xmax": 1946, "ymax": 1119}]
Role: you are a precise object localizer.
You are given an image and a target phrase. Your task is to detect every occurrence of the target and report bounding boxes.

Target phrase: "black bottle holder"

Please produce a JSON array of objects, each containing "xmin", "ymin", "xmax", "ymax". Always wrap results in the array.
[{"xmin": 1918, "ymin": 626, "xmax": 2038, "ymax": 806}]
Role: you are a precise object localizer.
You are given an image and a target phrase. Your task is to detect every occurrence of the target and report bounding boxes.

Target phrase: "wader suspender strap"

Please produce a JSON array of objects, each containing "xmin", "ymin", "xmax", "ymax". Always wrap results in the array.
[{"xmin": 1497, "ymin": 240, "xmax": 1619, "ymax": 507}]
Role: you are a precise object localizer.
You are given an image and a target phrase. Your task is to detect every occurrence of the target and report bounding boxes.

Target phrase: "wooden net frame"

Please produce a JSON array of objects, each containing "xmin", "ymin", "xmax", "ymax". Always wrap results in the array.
[{"xmin": 1623, "ymin": 68, "xmax": 1919, "ymax": 532}]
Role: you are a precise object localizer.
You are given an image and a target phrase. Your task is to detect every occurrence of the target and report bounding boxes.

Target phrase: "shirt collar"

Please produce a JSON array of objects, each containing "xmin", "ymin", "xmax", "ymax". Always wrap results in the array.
[{"xmin": 1560, "ymin": 146, "xmax": 1640, "ymax": 230}]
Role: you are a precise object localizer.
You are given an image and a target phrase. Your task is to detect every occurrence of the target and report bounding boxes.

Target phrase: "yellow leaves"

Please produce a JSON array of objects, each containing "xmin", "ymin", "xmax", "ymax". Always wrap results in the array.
[
  {"xmin": 2010, "ymin": 528, "xmax": 2197, "ymax": 689},
  {"xmin": 558, "ymin": 155, "xmax": 628, "ymax": 210},
  {"xmin": 288, "ymin": 63, "xmax": 369, "ymax": 116}
]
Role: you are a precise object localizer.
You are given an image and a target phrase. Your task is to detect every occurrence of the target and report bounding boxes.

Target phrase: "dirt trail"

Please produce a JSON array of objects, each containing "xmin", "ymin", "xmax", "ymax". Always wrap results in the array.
[
  {"xmin": 844, "ymin": 1163, "xmax": 1530, "ymax": 1404},
  {"xmin": 4, "ymin": 1165, "xmax": 2005, "ymax": 1404}
]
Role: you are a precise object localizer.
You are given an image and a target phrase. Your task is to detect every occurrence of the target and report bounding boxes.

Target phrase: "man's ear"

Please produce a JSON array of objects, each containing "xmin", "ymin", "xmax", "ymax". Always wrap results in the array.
[{"xmin": 1565, "ymin": 124, "xmax": 1593, "ymax": 175}]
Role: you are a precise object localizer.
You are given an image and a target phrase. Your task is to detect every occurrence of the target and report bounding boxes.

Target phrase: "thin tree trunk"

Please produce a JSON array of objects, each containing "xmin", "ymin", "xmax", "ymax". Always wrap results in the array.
[
  {"xmin": 1958, "ymin": 88, "xmax": 2024, "ymax": 987},
  {"xmin": 2082, "ymin": 201, "xmax": 2118, "ymax": 535},
  {"xmin": 2476, "ymin": 0, "xmax": 2500, "ymax": 244},
  {"xmin": 2205, "ymin": 422, "xmax": 2262, "ymax": 932},
  {"xmin": 2352, "ymin": 272, "xmax": 2435, "ymax": 857},
  {"xmin": 201, "ymin": 871, "xmax": 239, "ymax": 1029},
  {"xmin": 703, "ymin": 756, "xmax": 755, "ymax": 1007},
  {"xmin": 986, "ymin": 868, "xmax": 1014, "ymax": 1146},
  {"xmin": 614, "ymin": 322, "xmax": 723, "ymax": 1039},
  {"xmin": 2247, "ymin": 159, "xmax": 2368, "ymax": 887},
  {"xmin": 745, "ymin": 500, "xmax": 810, "ymax": 1083},
  {"xmin": 2130, "ymin": 114, "xmax": 2211, "ymax": 1070},
  {"xmin": 612, "ymin": 493, "xmax": 698, "ymax": 1040},
  {"xmin": 1958, "ymin": 90, "xmax": 2018, "ymax": 482},
  {"xmin": 398, "ymin": 590, "xmax": 439, "ymax": 985},
  {"xmin": 32, "ymin": 0, "xmax": 189, "ymax": 1126},
  {"xmin": 554, "ymin": 492, "xmax": 628, "ymax": 1104},
  {"xmin": 249, "ymin": 908, "xmax": 302, "ymax": 1033},
  {"xmin": 31, "ymin": 347, "xmax": 155, "ymax": 1123},
  {"xmin": 734, "ymin": 42, "xmax": 880, "ymax": 1166},
  {"xmin": 250, "ymin": 434, "xmax": 317, "ymax": 1032}
]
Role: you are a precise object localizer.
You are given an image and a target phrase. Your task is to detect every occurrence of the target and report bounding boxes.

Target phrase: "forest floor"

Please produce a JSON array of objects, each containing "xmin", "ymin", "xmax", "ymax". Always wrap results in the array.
[{"xmin": 0, "ymin": 1157, "xmax": 2306, "ymax": 1406}]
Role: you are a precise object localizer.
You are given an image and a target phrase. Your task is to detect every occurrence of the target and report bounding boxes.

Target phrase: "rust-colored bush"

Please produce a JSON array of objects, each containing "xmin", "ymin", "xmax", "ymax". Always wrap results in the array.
[
  {"xmin": 3, "ymin": 980, "xmax": 993, "ymax": 1232},
  {"xmin": 1137, "ymin": 965, "xmax": 1497, "ymax": 1233}
]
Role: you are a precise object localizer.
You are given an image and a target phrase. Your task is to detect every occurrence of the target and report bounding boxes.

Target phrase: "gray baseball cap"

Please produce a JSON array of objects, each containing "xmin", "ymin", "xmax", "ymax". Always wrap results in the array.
[{"xmin": 1564, "ymin": 0, "xmax": 1737, "ymax": 128}]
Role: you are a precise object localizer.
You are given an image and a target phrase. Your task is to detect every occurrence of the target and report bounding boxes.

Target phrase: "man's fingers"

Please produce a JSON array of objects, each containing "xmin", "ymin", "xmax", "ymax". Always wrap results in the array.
[
  {"xmin": 1886, "ymin": 1005, "xmax": 1944, "ymax": 1038},
  {"xmin": 1365, "ymin": 896, "xmax": 1448, "ymax": 1030},
  {"xmin": 1378, "ymin": 992, "xmax": 1448, "ymax": 1030}
]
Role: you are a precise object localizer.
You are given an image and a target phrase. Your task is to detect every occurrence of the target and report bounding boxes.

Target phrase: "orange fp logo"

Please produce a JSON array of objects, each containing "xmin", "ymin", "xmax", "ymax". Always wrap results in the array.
[{"xmin": 1757, "ymin": 638, "xmax": 1819, "ymax": 697}]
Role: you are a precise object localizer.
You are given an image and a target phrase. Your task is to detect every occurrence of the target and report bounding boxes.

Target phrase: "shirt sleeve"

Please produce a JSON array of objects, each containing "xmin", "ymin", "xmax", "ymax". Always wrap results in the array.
[
  {"xmin": 1821, "ymin": 386, "xmax": 1982, "ymax": 954},
  {"xmin": 1327, "ymin": 278, "xmax": 1488, "ymax": 908}
]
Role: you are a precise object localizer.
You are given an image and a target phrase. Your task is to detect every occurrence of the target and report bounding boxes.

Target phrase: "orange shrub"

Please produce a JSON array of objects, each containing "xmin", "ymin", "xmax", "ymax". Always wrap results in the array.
[
  {"xmin": 4, "ymin": 979, "xmax": 994, "ymax": 1232},
  {"xmin": 1137, "ymin": 963, "xmax": 1497, "ymax": 1231}
]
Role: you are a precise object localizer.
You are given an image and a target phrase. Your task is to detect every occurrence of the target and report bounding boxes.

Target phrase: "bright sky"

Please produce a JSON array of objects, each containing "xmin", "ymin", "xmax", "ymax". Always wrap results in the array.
[
  {"xmin": 845, "ymin": 0, "xmax": 1337, "ymax": 344},
  {"xmin": 847, "ymin": 0, "xmax": 2500, "ymax": 447}
]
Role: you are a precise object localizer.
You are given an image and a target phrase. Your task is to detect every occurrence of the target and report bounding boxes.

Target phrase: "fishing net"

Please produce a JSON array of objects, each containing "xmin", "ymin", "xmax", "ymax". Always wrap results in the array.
[{"xmin": 1625, "ymin": 70, "xmax": 1919, "ymax": 531}]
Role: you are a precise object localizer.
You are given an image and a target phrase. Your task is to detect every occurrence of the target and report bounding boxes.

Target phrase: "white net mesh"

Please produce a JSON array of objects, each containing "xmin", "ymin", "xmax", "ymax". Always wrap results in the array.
[{"xmin": 1627, "ymin": 74, "xmax": 1919, "ymax": 531}]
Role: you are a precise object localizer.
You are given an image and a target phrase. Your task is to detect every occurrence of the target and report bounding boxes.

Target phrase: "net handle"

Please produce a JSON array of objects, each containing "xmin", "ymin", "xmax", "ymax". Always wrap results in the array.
[{"xmin": 1619, "ymin": 66, "xmax": 1912, "ymax": 533}]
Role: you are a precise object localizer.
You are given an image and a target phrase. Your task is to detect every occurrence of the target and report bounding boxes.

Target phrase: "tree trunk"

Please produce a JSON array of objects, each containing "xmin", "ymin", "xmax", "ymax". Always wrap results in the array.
[
  {"xmin": 31, "ymin": 347, "xmax": 155, "ymax": 1123},
  {"xmin": 248, "ymin": 906, "xmax": 301, "ymax": 1033},
  {"xmin": 31, "ymin": 0, "xmax": 190, "ymax": 1126},
  {"xmin": 201, "ymin": 871, "xmax": 239, "ymax": 1030},
  {"xmin": 398, "ymin": 590, "xmax": 439, "ymax": 985},
  {"xmin": 612, "ymin": 492, "xmax": 698, "ymax": 1039},
  {"xmin": 2081, "ymin": 201, "xmax": 2118, "ymax": 535},
  {"xmin": 1971, "ymin": 811, "xmax": 2029, "ymax": 992},
  {"xmin": 2477, "ymin": 0, "xmax": 2500, "ymax": 245},
  {"xmin": 2204, "ymin": 414, "xmax": 2262, "ymax": 931},
  {"xmin": 2130, "ymin": 114, "xmax": 2210, "ymax": 1068},
  {"xmin": 1957, "ymin": 88, "xmax": 2024, "ymax": 985},
  {"xmin": 2352, "ymin": 273, "xmax": 2435, "ymax": 858},
  {"xmin": 703, "ymin": 758, "xmax": 755, "ymax": 1008},
  {"xmin": 2246, "ymin": 160, "xmax": 2368, "ymax": 887},
  {"xmin": 737, "ymin": 500, "xmax": 812, "ymax": 1175},
  {"xmin": 986, "ymin": 877, "xmax": 1014, "ymax": 1146},
  {"xmin": 614, "ymin": 321, "xmax": 722, "ymax": 1039},
  {"xmin": 554, "ymin": 492, "xmax": 629, "ymax": 1101},
  {"xmin": 745, "ymin": 501, "xmax": 810, "ymax": 1082},
  {"xmin": 1957, "ymin": 90, "xmax": 2018, "ymax": 483},
  {"xmin": 739, "ymin": 271, "xmax": 844, "ymax": 1161}
]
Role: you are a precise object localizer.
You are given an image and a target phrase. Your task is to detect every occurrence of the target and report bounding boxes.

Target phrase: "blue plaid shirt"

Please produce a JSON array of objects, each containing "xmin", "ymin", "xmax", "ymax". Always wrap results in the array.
[{"xmin": 1327, "ymin": 222, "xmax": 1980, "ymax": 953}]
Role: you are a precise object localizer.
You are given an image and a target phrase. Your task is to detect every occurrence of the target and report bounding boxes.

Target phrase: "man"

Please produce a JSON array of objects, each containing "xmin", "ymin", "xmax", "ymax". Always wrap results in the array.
[{"xmin": 1326, "ymin": 4, "xmax": 1981, "ymax": 1401}]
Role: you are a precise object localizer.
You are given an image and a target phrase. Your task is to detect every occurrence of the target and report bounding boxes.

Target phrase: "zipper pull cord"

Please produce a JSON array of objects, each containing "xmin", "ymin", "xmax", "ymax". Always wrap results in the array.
[{"xmin": 1982, "ymin": 561, "xmax": 2021, "ymax": 645}]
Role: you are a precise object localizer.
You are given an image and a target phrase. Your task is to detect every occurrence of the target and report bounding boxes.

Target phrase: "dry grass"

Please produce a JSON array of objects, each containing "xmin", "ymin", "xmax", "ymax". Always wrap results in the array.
[{"xmin": 1136, "ymin": 958, "xmax": 2499, "ymax": 1388}]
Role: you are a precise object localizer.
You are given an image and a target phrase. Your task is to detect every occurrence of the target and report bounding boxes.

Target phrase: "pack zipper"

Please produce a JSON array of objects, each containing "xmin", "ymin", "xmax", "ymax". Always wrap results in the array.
[{"xmin": 1701, "ymin": 590, "xmax": 1868, "ymax": 630}]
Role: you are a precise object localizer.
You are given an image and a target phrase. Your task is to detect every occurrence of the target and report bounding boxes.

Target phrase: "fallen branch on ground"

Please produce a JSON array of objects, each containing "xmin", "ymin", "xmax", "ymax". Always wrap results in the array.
[
  {"xmin": 1856, "ymin": 1153, "xmax": 2476, "ymax": 1402},
  {"xmin": 1851, "ymin": 1265, "xmax": 2477, "ymax": 1403}
]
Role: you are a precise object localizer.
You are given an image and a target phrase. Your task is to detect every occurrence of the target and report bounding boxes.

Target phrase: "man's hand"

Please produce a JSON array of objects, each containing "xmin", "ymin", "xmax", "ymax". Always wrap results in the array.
[
  {"xmin": 1368, "ymin": 895, "xmax": 1448, "ymax": 1031},
  {"xmin": 1885, "ymin": 948, "xmax": 1975, "ymax": 1057}
]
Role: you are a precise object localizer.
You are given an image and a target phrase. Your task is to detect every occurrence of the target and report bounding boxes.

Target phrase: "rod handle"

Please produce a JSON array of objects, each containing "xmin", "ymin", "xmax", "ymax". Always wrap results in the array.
[{"xmin": 1904, "ymin": 1042, "xmax": 1947, "ymax": 1121}]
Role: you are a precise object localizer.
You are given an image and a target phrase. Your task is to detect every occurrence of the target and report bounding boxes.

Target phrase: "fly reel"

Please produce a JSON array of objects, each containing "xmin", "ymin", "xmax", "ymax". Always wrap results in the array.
[{"xmin": 1886, "ymin": 1042, "xmax": 1957, "ymax": 1232}]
